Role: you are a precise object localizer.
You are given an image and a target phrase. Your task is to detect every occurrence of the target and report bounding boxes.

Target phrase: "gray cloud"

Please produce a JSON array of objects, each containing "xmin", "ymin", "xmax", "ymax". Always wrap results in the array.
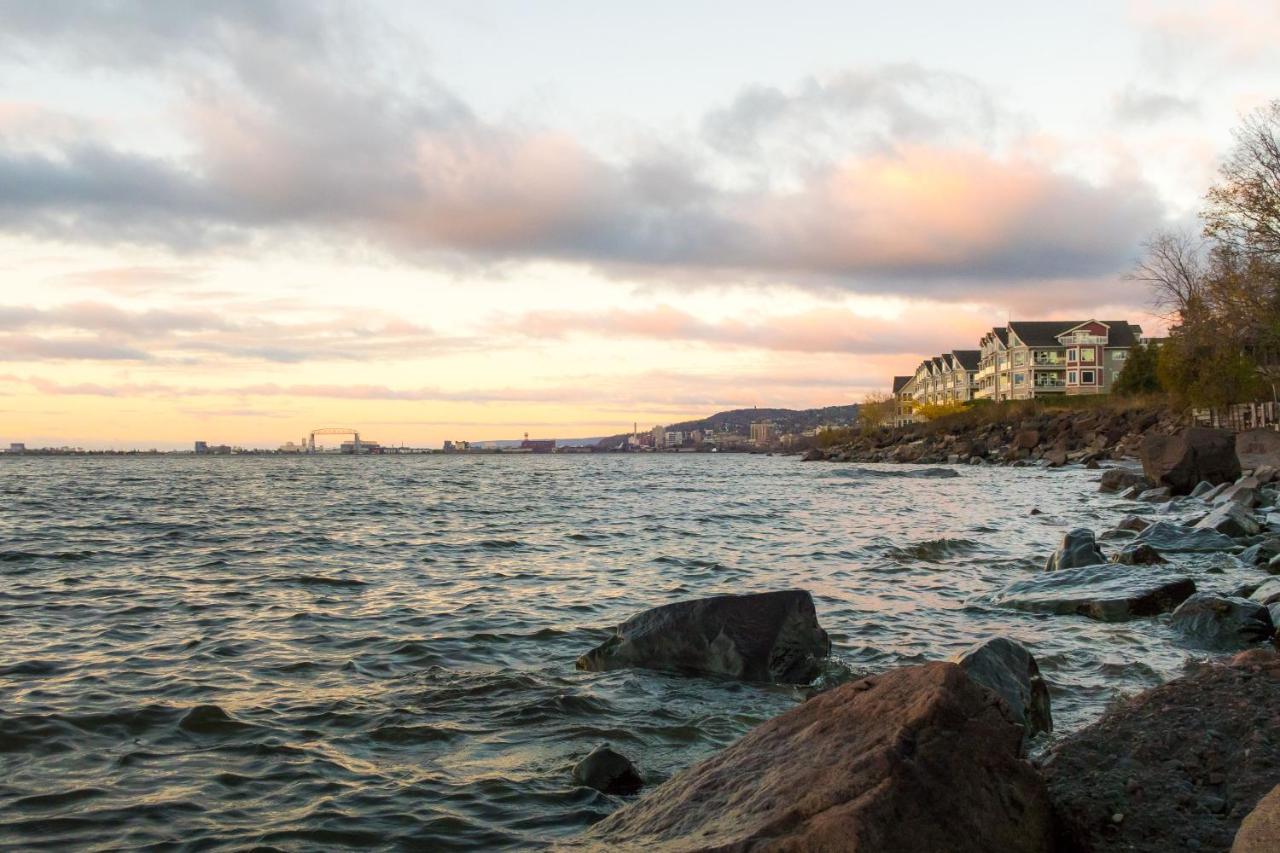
[
  {"xmin": 0, "ymin": 2, "xmax": 1168, "ymax": 298},
  {"xmin": 1113, "ymin": 86, "xmax": 1200, "ymax": 124}
]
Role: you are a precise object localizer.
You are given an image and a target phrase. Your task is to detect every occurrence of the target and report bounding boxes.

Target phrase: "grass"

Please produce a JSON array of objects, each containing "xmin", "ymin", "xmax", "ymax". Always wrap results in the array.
[{"xmin": 908, "ymin": 393, "xmax": 1172, "ymax": 437}]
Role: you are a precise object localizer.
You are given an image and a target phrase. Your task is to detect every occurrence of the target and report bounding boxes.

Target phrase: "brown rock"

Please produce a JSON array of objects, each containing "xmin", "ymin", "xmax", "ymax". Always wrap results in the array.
[
  {"xmin": 1233, "ymin": 783, "xmax": 1280, "ymax": 852},
  {"xmin": 1013, "ymin": 429, "xmax": 1042, "ymax": 451},
  {"xmin": 563, "ymin": 662, "xmax": 1054, "ymax": 852},
  {"xmin": 1044, "ymin": 651, "xmax": 1280, "ymax": 853},
  {"xmin": 1140, "ymin": 427, "xmax": 1240, "ymax": 495},
  {"xmin": 1237, "ymin": 428, "xmax": 1280, "ymax": 473}
]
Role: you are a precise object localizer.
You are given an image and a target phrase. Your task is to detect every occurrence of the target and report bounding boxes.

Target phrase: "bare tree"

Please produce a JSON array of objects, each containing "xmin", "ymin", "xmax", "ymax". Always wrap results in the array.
[
  {"xmin": 1205, "ymin": 100, "xmax": 1280, "ymax": 258},
  {"xmin": 1126, "ymin": 229, "xmax": 1207, "ymax": 321}
]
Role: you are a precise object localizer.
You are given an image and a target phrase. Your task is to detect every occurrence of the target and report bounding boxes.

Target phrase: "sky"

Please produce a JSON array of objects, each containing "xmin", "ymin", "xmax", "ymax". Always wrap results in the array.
[{"xmin": 1, "ymin": 1, "xmax": 1278, "ymax": 449}]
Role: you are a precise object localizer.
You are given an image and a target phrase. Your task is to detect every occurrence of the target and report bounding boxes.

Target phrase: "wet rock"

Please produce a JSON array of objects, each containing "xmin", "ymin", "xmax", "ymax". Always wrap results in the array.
[
  {"xmin": 1045, "ymin": 528, "xmax": 1106, "ymax": 571},
  {"xmin": 575, "ymin": 589, "xmax": 831, "ymax": 684},
  {"xmin": 987, "ymin": 565, "xmax": 1196, "ymax": 622},
  {"xmin": 571, "ymin": 744, "xmax": 643, "ymax": 795},
  {"xmin": 1133, "ymin": 521, "xmax": 1238, "ymax": 552},
  {"xmin": 950, "ymin": 637, "xmax": 1052, "ymax": 746},
  {"xmin": 1195, "ymin": 502, "xmax": 1262, "ymax": 538},
  {"xmin": 1233, "ymin": 783, "xmax": 1280, "ymax": 852},
  {"xmin": 1236, "ymin": 428, "xmax": 1280, "ymax": 472},
  {"xmin": 1141, "ymin": 427, "xmax": 1241, "ymax": 495},
  {"xmin": 1190, "ymin": 480, "xmax": 1216, "ymax": 498},
  {"xmin": 563, "ymin": 662, "xmax": 1054, "ymax": 853},
  {"xmin": 1216, "ymin": 476, "xmax": 1262, "ymax": 508},
  {"xmin": 1137, "ymin": 486, "xmax": 1172, "ymax": 503},
  {"xmin": 1170, "ymin": 593, "xmax": 1275, "ymax": 650},
  {"xmin": 1239, "ymin": 538, "xmax": 1280, "ymax": 567},
  {"xmin": 1250, "ymin": 578, "xmax": 1280, "ymax": 606},
  {"xmin": 1099, "ymin": 467, "xmax": 1151, "ymax": 494},
  {"xmin": 1111, "ymin": 543, "xmax": 1167, "ymax": 565},
  {"xmin": 1044, "ymin": 651, "xmax": 1280, "ymax": 853},
  {"xmin": 800, "ymin": 448, "xmax": 826, "ymax": 462},
  {"xmin": 1117, "ymin": 515, "xmax": 1152, "ymax": 533}
]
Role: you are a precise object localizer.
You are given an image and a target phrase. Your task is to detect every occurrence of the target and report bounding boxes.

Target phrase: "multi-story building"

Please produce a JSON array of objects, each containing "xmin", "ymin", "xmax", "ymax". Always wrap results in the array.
[
  {"xmin": 893, "ymin": 318, "xmax": 1142, "ymax": 415},
  {"xmin": 749, "ymin": 420, "xmax": 776, "ymax": 447}
]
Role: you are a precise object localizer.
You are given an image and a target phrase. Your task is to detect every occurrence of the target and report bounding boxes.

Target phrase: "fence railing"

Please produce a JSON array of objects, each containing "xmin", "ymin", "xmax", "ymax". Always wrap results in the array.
[{"xmin": 1191, "ymin": 401, "xmax": 1280, "ymax": 432}]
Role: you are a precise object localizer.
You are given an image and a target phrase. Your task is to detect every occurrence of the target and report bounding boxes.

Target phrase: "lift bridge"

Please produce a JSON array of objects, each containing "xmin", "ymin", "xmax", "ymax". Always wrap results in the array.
[{"xmin": 308, "ymin": 427, "xmax": 361, "ymax": 454}]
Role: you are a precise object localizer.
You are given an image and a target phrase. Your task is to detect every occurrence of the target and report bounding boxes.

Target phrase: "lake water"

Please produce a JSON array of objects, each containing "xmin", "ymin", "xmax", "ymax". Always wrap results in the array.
[{"xmin": 0, "ymin": 455, "xmax": 1248, "ymax": 849}]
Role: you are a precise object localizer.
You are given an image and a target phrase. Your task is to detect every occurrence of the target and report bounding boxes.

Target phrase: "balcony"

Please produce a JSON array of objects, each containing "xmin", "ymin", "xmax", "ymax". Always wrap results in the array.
[{"xmin": 1032, "ymin": 352, "xmax": 1066, "ymax": 367}]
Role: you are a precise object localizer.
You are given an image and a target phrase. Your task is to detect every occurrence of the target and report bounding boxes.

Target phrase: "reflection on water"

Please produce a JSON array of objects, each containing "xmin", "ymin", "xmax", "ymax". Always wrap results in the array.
[{"xmin": 0, "ymin": 455, "xmax": 1246, "ymax": 849}]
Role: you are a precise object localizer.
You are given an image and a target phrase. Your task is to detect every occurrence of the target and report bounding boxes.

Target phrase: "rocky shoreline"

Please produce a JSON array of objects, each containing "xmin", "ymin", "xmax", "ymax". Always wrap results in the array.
[{"xmin": 561, "ymin": 422, "xmax": 1280, "ymax": 851}]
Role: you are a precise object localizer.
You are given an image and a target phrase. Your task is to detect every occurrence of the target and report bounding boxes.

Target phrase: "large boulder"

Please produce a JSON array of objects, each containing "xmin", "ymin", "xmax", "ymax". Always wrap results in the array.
[
  {"xmin": 1133, "ymin": 521, "xmax": 1237, "ymax": 553},
  {"xmin": 575, "ymin": 590, "xmax": 831, "ymax": 684},
  {"xmin": 1044, "ymin": 650, "xmax": 1280, "ymax": 853},
  {"xmin": 1170, "ymin": 593, "xmax": 1275, "ymax": 650},
  {"xmin": 1045, "ymin": 528, "xmax": 1107, "ymax": 571},
  {"xmin": 571, "ymin": 744, "xmax": 644, "ymax": 795},
  {"xmin": 950, "ymin": 637, "xmax": 1052, "ymax": 746},
  {"xmin": 986, "ymin": 565, "xmax": 1196, "ymax": 622},
  {"xmin": 1099, "ymin": 467, "xmax": 1150, "ymax": 494},
  {"xmin": 1234, "ymin": 783, "xmax": 1280, "ymax": 852},
  {"xmin": 1236, "ymin": 428, "xmax": 1280, "ymax": 472},
  {"xmin": 562, "ymin": 662, "xmax": 1054, "ymax": 852},
  {"xmin": 1195, "ymin": 502, "xmax": 1262, "ymax": 539},
  {"xmin": 1141, "ymin": 428, "xmax": 1240, "ymax": 495}
]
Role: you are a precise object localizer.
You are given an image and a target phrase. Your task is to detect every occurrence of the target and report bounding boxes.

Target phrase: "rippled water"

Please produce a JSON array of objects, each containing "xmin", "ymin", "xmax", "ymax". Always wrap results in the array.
[{"xmin": 0, "ymin": 455, "xmax": 1253, "ymax": 849}]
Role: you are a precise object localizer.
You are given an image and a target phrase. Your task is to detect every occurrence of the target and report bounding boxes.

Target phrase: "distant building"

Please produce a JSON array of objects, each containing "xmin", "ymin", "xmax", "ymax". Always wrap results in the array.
[
  {"xmin": 663, "ymin": 430, "xmax": 686, "ymax": 448},
  {"xmin": 340, "ymin": 440, "xmax": 381, "ymax": 454},
  {"xmin": 278, "ymin": 441, "xmax": 307, "ymax": 453},
  {"xmin": 651, "ymin": 425, "xmax": 666, "ymax": 449},
  {"xmin": 750, "ymin": 421, "xmax": 776, "ymax": 447},
  {"xmin": 194, "ymin": 441, "xmax": 208, "ymax": 454},
  {"xmin": 520, "ymin": 438, "xmax": 556, "ymax": 453},
  {"xmin": 8, "ymin": 443, "xmax": 25, "ymax": 454}
]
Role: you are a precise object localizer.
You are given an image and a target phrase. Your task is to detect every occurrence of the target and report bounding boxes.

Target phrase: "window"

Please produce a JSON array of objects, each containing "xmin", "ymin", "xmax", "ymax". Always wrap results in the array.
[
  {"xmin": 1114, "ymin": 350, "xmax": 1127, "ymax": 360},
  {"xmin": 1081, "ymin": 348, "xmax": 1096, "ymax": 363},
  {"xmin": 1067, "ymin": 348, "xmax": 1077, "ymax": 361},
  {"xmin": 1067, "ymin": 371, "xmax": 1077, "ymax": 383},
  {"xmin": 1013, "ymin": 373, "xmax": 1025, "ymax": 385},
  {"xmin": 1081, "ymin": 370, "xmax": 1095, "ymax": 384}
]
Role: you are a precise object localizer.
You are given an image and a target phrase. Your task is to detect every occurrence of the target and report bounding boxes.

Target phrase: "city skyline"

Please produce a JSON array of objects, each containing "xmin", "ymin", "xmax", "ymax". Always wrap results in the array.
[{"xmin": 3, "ymin": 1, "xmax": 1279, "ymax": 448}]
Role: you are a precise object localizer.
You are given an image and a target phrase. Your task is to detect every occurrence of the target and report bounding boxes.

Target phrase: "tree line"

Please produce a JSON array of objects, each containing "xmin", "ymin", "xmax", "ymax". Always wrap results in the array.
[{"xmin": 1117, "ymin": 100, "xmax": 1280, "ymax": 408}]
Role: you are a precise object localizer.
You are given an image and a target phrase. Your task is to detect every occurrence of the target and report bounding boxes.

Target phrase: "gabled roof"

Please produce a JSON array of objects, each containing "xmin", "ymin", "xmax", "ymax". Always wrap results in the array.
[
  {"xmin": 991, "ymin": 327, "xmax": 1009, "ymax": 346},
  {"xmin": 1007, "ymin": 321, "xmax": 1076, "ymax": 347},
  {"xmin": 951, "ymin": 349, "xmax": 980, "ymax": 371},
  {"xmin": 892, "ymin": 375, "xmax": 912, "ymax": 393}
]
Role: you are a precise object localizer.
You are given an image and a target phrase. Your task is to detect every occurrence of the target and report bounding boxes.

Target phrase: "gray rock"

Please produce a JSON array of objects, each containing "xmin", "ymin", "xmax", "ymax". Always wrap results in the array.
[
  {"xmin": 1138, "ymin": 487, "xmax": 1173, "ymax": 503},
  {"xmin": 1214, "ymin": 476, "xmax": 1261, "ymax": 508},
  {"xmin": 951, "ymin": 637, "xmax": 1052, "ymax": 747},
  {"xmin": 1240, "ymin": 539, "xmax": 1280, "ymax": 566},
  {"xmin": 1133, "ymin": 521, "xmax": 1237, "ymax": 553},
  {"xmin": 1195, "ymin": 502, "xmax": 1262, "ymax": 539},
  {"xmin": 572, "ymin": 744, "xmax": 643, "ymax": 795},
  {"xmin": 1201, "ymin": 482, "xmax": 1232, "ymax": 503},
  {"xmin": 986, "ymin": 565, "xmax": 1196, "ymax": 622},
  {"xmin": 1111, "ymin": 543, "xmax": 1167, "ymax": 565},
  {"xmin": 1099, "ymin": 528, "xmax": 1137, "ymax": 541},
  {"xmin": 1190, "ymin": 480, "xmax": 1216, "ymax": 498},
  {"xmin": 1141, "ymin": 428, "xmax": 1240, "ymax": 496},
  {"xmin": 1255, "ymin": 464, "xmax": 1280, "ymax": 484},
  {"xmin": 1045, "ymin": 528, "xmax": 1107, "ymax": 571},
  {"xmin": 576, "ymin": 590, "xmax": 831, "ymax": 684},
  {"xmin": 1250, "ymin": 578, "xmax": 1280, "ymax": 606},
  {"xmin": 1170, "ymin": 593, "xmax": 1274, "ymax": 650},
  {"xmin": 1267, "ymin": 553, "xmax": 1280, "ymax": 575}
]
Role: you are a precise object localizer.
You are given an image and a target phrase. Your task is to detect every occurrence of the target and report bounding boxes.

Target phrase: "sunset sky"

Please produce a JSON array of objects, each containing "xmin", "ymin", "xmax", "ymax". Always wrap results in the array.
[{"xmin": 2, "ymin": 1, "xmax": 1278, "ymax": 449}]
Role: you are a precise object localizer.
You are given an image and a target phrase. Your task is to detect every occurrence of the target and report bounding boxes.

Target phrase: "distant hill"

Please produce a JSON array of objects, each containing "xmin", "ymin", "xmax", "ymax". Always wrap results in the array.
[
  {"xmin": 591, "ymin": 403, "xmax": 861, "ymax": 448},
  {"xmin": 665, "ymin": 404, "xmax": 861, "ymax": 436}
]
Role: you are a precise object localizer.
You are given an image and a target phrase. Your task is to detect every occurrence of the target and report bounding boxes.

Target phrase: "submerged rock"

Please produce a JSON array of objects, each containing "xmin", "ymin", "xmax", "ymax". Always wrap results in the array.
[
  {"xmin": 1045, "ymin": 528, "xmax": 1106, "ymax": 571},
  {"xmin": 1099, "ymin": 467, "xmax": 1150, "ymax": 494},
  {"xmin": 1134, "ymin": 521, "xmax": 1237, "ymax": 552},
  {"xmin": 1141, "ymin": 427, "xmax": 1240, "ymax": 495},
  {"xmin": 1170, "ymin": 593, "xmax": 1275, "ymax": 650},
  {"xmin": 1044, "ymin": 650, "xmax": 1280, "ymax": 853},
  {"xmin": 571, "ymin": 744, "xmax": 643, "ymax": 795},
  {"xmin": 950, "ymin": 637, "xmax": 1052, "ymax": 746},
  {"xmin": 987, "ymin": 565, "xmax": 1195, "ymax": 622},
  {"xmin": 561, "ymin": 662, "xmax": 1054, "ymax": 852},
  {"xmin": 575, "ymin": 589, "xmax": 830, "ymax": 684}
]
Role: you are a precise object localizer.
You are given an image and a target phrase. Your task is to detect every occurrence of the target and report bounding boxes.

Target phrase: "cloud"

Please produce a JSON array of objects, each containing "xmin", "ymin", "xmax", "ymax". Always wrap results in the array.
[
  {"xmin": 499, "ymin": 304, "xmax": 993, "ymax": 355},
  {"xmin": 0, "ymin": 302, "xmax": 467, "ymax": 364},
  {"xmin": 0, "ymin": 1, "xmax": 1168, "ymax": 300},
  {"xmin": 1113, "ymin": 86, "xmax": 1200, "ymax": 124}
]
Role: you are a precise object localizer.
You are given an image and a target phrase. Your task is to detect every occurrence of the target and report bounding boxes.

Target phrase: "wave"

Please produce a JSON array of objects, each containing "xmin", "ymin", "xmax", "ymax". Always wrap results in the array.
[
  {"xmin": 883, "ymin": 537, "xmax": 983, "ymax": 562},
  {"xmin": 828, "ymin": 466, "xmax": 961, "ymax": 480}
]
